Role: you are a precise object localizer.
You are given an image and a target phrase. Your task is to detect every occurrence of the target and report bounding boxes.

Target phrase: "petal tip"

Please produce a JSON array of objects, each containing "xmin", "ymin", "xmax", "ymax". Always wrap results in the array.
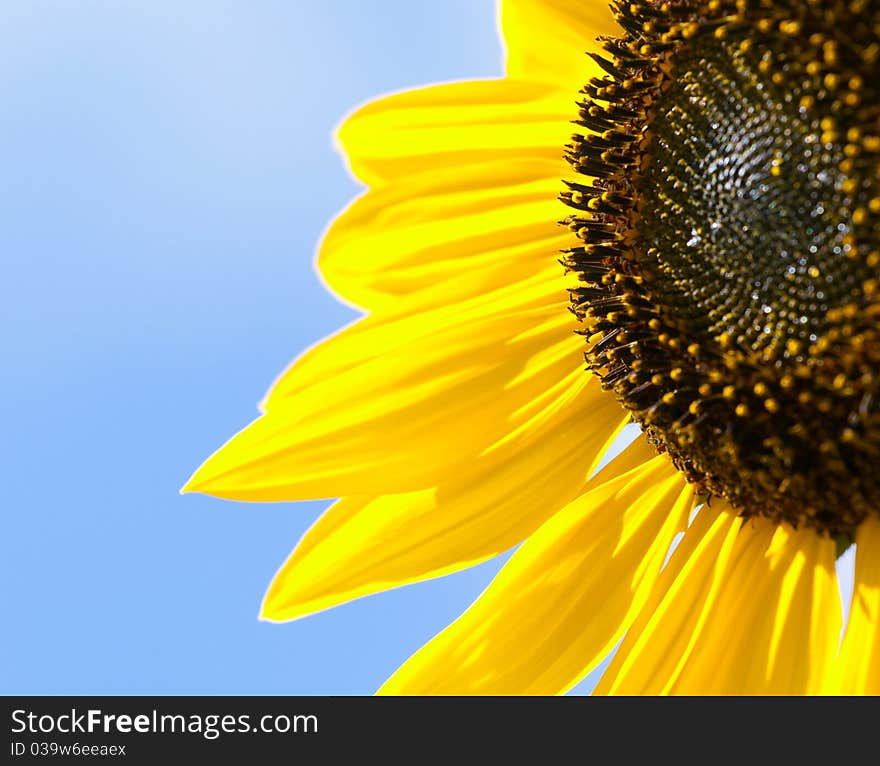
[
  {"xmin": 179, "ymin": 476, "xmax": 200, "ymax": 496},
  {"xmin": 258, "ymin": 599, "xmax": 309, "ymax": 625},
  {"xmin": 179, "ymin": 460, "xmax": 219, "ymax": 496},
  {"xmin": 256, "ymin": 609, "xmax": 276, "ymax": 624},
  {"xmin": 258, "ymin": 581, "xmax": 314, "ymax": 624},
  {"xmin": 257, "ymin": 593, "xmax": 280, "ymax": 623}
]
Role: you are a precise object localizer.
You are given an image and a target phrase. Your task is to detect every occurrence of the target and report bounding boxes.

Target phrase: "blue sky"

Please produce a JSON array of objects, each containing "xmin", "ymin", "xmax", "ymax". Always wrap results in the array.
[{"xmin": 2, "ymin": 0, "xmax": 619, "ymax": 694}]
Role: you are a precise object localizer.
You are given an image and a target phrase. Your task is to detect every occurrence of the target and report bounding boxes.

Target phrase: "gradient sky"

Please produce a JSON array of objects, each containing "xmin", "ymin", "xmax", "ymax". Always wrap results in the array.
[{"xmin": 2, "ymin": 0, "xmax": 624, "ymax": 695}]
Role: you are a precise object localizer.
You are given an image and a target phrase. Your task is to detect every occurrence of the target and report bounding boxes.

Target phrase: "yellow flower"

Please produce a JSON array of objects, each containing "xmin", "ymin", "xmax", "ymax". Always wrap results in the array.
[{"xmin": 183, "ymin": 0, "xmax": 880, "ymax": 694}]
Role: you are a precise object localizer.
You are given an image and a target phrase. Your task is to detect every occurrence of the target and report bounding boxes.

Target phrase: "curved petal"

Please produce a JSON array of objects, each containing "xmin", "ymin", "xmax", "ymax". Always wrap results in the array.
[
  {"xmin": 599, "ymin": 510, "xmax": 841, "ymax": 695},
  {"xmin": 182, "ymin": 268, "xmax": 600, "ymax": 500},
  {"xmin": 264, "ymin": 264, "xmax": 568, "ymax": 402},
  {"xmin": 670, "ymin": 521, "xmax": 840, "ymax": 694},
  {"xmin": 501, "ymin": 0, "xmax": 619, "ymax": 85},
  {"xmin": 595, "ymin": 503, "xmax": 742, "ymax": 694},
  {"xmin": 318, "ymin": 159, "xmax": 567, "ymax": 309},
  {"xmin": 378, "ymin": 443, "xmax": 694, "ymax": 695},
  {"xmin": 335, "ymin": 79, "xmax": 575, "ymax": 187},
  {"xmin": 261, "ymin": 410, "xmax": 632, "ymax": 622},
  {"xmin": 833, "ymin": 518, "xmax": 880, "ymax": 694}
]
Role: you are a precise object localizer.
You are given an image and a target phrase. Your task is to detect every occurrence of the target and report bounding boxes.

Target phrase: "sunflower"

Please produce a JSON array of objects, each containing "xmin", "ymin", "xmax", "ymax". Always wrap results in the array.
[{"xmin": 183, "ymin": 0, "xmax": 880, "ymax": 694}]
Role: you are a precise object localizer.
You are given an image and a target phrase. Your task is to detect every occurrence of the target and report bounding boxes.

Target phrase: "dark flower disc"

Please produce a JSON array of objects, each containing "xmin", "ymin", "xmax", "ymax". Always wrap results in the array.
[{"xmin": 563, "ymin": 0, "xmax": 880, "ymax": 537}]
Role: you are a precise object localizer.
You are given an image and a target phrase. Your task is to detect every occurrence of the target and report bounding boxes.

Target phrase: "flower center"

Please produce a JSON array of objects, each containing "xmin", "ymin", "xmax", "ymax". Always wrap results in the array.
[{"xmin": 563, "ymin": 0, "xmax": 880, "ymax": 537}]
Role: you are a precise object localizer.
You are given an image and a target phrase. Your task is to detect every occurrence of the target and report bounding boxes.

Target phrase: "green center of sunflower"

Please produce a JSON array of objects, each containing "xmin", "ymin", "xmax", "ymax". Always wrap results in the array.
[{"xmin": 563, "ymin": 0, "xmax": 880, "ymax": 538}]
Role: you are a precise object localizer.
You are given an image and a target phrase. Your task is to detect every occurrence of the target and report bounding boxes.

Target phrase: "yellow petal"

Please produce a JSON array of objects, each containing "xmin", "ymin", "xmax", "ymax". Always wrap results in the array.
[
  {"xmin": 184, "ymin": 269, "xmax": 599, "ymax": 500},
  {"xmin": 261, "ymin": 409, "xmax": 631, "ymax": 622},
  {"xmin": 501, "ymin": 0, "xmax": 619, "ymax": 85},
  {"xmin": 318, "ymin": 159, "xmax": 567, "ymax": 309},
  {"xmin": 833, "ymin": 518, "xmax": 880, "ymax": 694},
  {"xmin": 265, "ymin": 263, "xmax": 567, "ymax": 402},
  {"xmin": 670, "ymin": 520, "xmax": 840, "ymax": 694},
  {"xmin": 599, "ymin": 509, "xmax": 841, "ymax": 694},
  {"xmin": 336, "ymin": 79, "xmax": 574, "ymax": 187},
  {"xmin": 595, "ymin": 503, "xmax": 742, "ymax": 694},
  {"xmin": 378, "ymin": 443, "xmax": 694, "ymax": 695}
]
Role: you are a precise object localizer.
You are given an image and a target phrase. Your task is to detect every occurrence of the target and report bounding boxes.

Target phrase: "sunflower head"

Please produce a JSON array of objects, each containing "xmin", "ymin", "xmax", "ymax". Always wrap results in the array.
[
  {"xmin": 185, "ymin": 0, "xmax": 880, "ymax": 696},
  {"xmin": 564, "ymin": 0, "xmax": 880, "ymax": 537}
]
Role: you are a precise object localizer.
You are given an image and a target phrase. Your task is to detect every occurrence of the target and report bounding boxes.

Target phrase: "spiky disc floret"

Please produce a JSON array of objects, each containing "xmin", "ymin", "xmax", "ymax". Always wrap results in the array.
[{"xmin": 563, "ymin": 0, "xmax": 880, "ymax": 537}]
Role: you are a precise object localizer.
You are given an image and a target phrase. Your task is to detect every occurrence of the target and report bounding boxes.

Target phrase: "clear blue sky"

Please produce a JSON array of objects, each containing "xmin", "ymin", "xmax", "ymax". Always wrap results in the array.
[{"xmin": 2, "ymin": 0, "xmax": 619, "ymax": 694}]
